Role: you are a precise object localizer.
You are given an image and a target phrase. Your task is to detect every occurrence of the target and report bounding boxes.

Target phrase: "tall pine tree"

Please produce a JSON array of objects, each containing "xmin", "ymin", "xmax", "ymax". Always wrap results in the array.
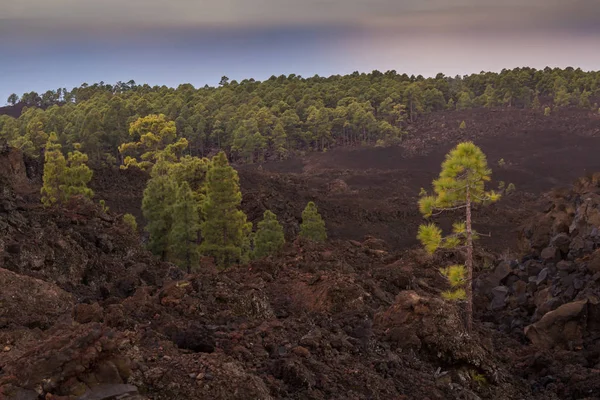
[
  {"xmin": 254, "ymin": 210, "xmax": 285, "ymax": 258},
  {"xmin": 200, "ymin": 151, "xmax": 252, "ymax": 267},
  {"xmin": 299, "ymin": 201, "xmax": 327, "ymax": 242},
  {"xmin": 417, "ymin": 142, "xmax": 500, "ymax": 332},
  {"xmin": 142, "ymin": 171, "xmax": 178, "ymax": 260},
  {"xmin": 41, "ymin": 133, "xmax": 67, "ymax": 206},
  {"xmin": 169, "ymin": 182, "xmax": 201, "ymax": 273}
]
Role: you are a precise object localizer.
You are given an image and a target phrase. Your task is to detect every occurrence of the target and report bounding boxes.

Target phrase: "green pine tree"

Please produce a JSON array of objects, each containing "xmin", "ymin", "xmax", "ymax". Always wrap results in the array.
[
  {"xmin": 62, "ymin": 150, "xmax": 94, "ymax": 201},
  {"xmin": 254, "ymin": 210, "xmax": 285, "ymax": 258},
  {"xmin": 417, "ymin": 142, "xmax": 500, "ymax": 332},
  {"xmin": 41, "ymin": 133, "xmax": 68, "ymax": 207},
  {"xmin": 299, "ymin": 201, "xmax": 327, "ymax": 242},
  {"xmin": 199, "ymin": 151, "xmax": 252, "ymax": 268},
  {"xmin": 142, "ymin": 173, "xmax": 178, "ymax": 260},
  {"xmin": 41, "ymin": 133, "xmax": 93, "ymax": 206},
  {"xmin": 123, "ymin": 213, "xmax": 138, "ymax": 232},
  {"xmin": 169, "ymin": 182, "xmax": 201, "ymax": 273}
]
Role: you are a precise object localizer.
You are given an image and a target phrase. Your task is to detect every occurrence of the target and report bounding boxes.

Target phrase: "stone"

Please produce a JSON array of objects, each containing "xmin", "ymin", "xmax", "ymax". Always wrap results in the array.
[
  {"xmin": 73, "ymin": 302, "xmax": 104, "ymax": 324},
  {"xmin": 77, "ymin": 384, "xmax": 139, "ymax": 400},
  {"xmin": 587, "ymin": 249, "xmax": 600, "ymax": 273},
  {"xmin": 556, "ymin": 260, "xmax": 575, "ymax": 272},
  {"xmin": 550, "ymin": 233, "xmax": 571, "ymax": 254},
  {"xmin": 541, "ymin": 247, "xmax": 560, "ymax": 262},
  {"xmin": 535, "ymin": 268, "xmax": 549, "ymax": 285},
  {"xmin": 292, "ymin": 346, "xmax": 310, "ymax": 357},
  {"xmin": 525, "ymin": 299, "xmax": 588, "ymax": 349},
  {"xmin": 490, "ymin": 286, "xmax": 509, "ymax": 311}
]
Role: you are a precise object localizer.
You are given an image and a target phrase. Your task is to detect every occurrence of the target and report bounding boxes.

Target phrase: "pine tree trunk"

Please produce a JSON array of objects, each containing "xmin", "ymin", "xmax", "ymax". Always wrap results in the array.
[{"xmin": 465, "ymin": 185, "xmax": 473, "ymax": 333}]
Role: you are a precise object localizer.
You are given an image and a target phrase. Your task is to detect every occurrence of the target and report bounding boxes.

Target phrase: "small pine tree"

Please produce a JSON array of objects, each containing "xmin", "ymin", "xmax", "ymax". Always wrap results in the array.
[
  {"xmin": 142, "ymin": 174, "xmax": 178, "ymax": 260},
  {"xmin": 447, "ymin": 98, "xmax": 455, "ymax": 110},
  {"xmin": 254, "ymin": 210, "xmax": 285, "ymax": 258},
  {"xmin": 123, "ymin": 213, "xmax": 138, "ymax": 232},
  {"xmin": 544, "ymin": 107, "xmax": 551, "ymax": 116},
  {"xmin": 459, "ymin": 121, "xmax": 467, "ymax": 130},
  {"xmin": 200, "ymin": 151, "xmax": 252, "ymax": 268},
  {"xmin": 532, "ymin": 93, "xmax": 541, "ymax": 109},
  {"xmin": 299, "ymin": 201, "xmax": 327, "ymax": 242},
  {"xmin": 580, "ymin": 91, "xmax": 591, "ymax": 109},
  {"xmin": 169, "ymin": 182, "xmax": 201, "ymax": 273},
  {"xmin": 418, "ymin": 142, "xmax": 500, "ymax": 332},
  {"xmin": 99, "ymin": 200, "xmax": 109, "ymax": 213}
]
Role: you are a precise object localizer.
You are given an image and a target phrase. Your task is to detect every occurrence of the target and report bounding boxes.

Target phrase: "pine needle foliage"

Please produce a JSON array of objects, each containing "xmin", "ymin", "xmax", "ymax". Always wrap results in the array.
[
  {"xmin": 169, "ymin": 182, "xmax": 201, "ymax": 273},
  {"xmin": 123, "ymin": 213, "xmax": 137, "ymax": 232},
  {"xmin": 119, "ymin": 114, "xmax": 188, "ymax": 170},
  {"xmin": 253, "ymin": 210, "xmax": 285, "ymax": 258},
  {"xmin": 41, "ymin": 133, "xmax": 93, "ymax": 207},
  {"xmin": 142, "ymin": 172, "xmax": 178, "ymax": 259},
  {"xmin": 199, "ymin": 151, "xmax": 252, "ymax": 268},
  {"xmin": 299, "ymin": 201, "xmax": 327, "ymax": 242},
  {"xmin": 417, "ymin": 141, "xmax": 500, "ymax": 331}
]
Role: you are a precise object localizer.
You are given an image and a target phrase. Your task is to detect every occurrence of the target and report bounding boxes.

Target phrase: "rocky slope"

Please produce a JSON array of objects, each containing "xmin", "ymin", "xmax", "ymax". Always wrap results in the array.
[{"xmin": 1, "ymin": 146, "xmax": 600, "ymax": 399}]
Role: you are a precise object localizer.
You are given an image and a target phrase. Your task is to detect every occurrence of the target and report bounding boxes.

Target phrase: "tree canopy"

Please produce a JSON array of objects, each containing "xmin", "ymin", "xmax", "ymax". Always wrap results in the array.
[{"xmin": 2, "ymin": 67, "xmax": 598, "ymax": 163}]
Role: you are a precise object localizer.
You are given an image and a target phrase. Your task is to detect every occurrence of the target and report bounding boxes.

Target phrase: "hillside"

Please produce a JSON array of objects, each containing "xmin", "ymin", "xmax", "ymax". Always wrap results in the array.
[
  {"xmin": 91, "ymin": 108, "xmax": 600, "ymax": 252},
  {"xmin": 1, "ymin": 104, "xmax": 600, "ymax": 399}
]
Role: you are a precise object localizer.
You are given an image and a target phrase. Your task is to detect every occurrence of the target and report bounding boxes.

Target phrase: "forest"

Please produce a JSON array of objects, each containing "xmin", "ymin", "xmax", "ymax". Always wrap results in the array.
[{"xmin": 1, "ymin": 66, "xmax": 600, "ymax": 166}]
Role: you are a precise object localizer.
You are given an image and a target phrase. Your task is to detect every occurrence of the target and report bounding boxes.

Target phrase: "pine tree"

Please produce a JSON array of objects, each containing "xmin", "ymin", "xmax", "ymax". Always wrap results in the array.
[
  {"xmin": 299, "ymin": 201, "xmax": 327, "ymax": 242},
  {"xmin": 169, "ymin": 182, "xmax": 201, "ymax": 273},
  {"xmin": 200, "ymin": 151, "xmax": 252, "ymax": 268},
  {"xmin": 254, "ymin": 210, "xmax": 285, "ymax": 258},
  {"xmin": 142, "ymin": 173, "xmax": 178, "ymax": 260},
  {"xmin": 417, "ymin": 142, "xmax": 500, "ymax": 332},
  {"xmin": 123, "ymin": 213, "xmax": 137, "ymax": 232},
  {"xmin": 41, "ymin": 133, "xmax": 68, "ymax": 206},
  {"xmin": 62, "ymin": 150, "xmax": 94, "ymax": 201},
  {"xmin": 41, "ymin": 133, "xmax": 93, "ymax": 206}
]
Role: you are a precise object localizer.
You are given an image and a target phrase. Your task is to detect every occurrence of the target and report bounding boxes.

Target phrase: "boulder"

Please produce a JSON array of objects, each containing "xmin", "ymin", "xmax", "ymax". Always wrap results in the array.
[
  {"xmin": 586, "ymin": 249, "xmax": 600, "ymax": 273},
  {"xmin": 524, "ymin": 299, "xmax": 588, "ymax": 349},
  {"xmin": 490, "ymin": 286, "xmax": 509, "ymax": 311},
  {"xmin": 541, "ymin": 247, "xmax": 560, "ymax": 262},
  {"xmin": 73, "ymin": 303, "xmax": 104, "ymax": 324},
  {"xmin": 0, "ymin": 268, "xmax": 74, "ymax": 329},
  {"xmin": 550, "ymin": 233, "xmax": 571, "ymax": 254}
]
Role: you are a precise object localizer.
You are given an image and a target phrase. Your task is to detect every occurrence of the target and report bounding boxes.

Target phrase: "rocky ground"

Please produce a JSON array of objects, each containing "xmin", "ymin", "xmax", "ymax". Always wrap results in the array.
[{"xmin": 1, "ymin": 108, "xmax": 600, "ymax": 399}]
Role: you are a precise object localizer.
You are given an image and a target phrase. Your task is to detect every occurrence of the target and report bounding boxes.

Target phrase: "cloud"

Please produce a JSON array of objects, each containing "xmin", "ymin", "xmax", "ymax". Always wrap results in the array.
[{"xmin": 1, "ymin": 0, "xmax": 599, "ymax": 43}]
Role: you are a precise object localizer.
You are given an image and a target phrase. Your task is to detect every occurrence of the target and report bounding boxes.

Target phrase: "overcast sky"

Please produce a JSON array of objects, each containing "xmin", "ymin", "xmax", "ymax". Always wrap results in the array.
[{"xmin": 1, "ymin": 0, "xmax": 599, "ymax": 101}]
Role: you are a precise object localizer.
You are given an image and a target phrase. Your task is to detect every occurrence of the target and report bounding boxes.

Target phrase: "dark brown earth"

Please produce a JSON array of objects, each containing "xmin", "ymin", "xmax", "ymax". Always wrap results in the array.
[{"xmin": 2, "ymin": 108, "xmax": 600, "ymax": 399}]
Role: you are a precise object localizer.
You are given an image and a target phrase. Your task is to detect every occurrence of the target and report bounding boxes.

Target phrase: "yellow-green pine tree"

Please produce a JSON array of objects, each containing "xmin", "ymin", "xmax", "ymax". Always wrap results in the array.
[
  {"xmin": 41, "ymin": 133, "xmax": 67, "ymax": 206},
  {"xmin": 417, "ymin": 142, "xmax": 500, "ymax": 332}
]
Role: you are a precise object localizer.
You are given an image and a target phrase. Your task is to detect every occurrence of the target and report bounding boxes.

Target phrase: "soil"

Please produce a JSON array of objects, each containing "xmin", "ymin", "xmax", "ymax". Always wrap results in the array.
[{"xmin": 2, "ymin": 108, "xmax": 600, "ymax": 399}]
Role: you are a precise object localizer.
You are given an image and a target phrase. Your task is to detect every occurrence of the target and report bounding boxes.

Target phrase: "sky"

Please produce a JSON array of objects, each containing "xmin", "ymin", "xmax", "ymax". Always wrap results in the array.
[{"xmin": 1, "ymin": 0, "xmax": 600, "ymax": 102}]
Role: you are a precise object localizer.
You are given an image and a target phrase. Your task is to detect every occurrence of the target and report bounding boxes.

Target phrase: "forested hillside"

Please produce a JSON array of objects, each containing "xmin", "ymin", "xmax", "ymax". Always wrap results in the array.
[{"xmin": 1, "ymin": 67, "xmax": 599, "ymax": 165}]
